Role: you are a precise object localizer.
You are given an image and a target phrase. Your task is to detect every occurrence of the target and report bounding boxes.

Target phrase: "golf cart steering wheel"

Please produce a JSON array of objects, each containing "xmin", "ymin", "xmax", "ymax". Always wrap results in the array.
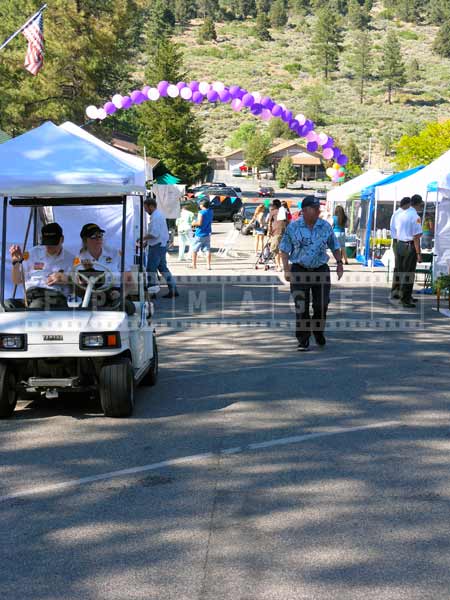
[{"xmin": 72, "ymin": 261, "xmax": 115, "ymax": 308}]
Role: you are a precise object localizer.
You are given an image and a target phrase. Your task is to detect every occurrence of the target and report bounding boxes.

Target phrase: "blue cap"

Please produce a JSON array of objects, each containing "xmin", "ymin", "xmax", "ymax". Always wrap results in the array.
[{"xmin": 301, "ymin": 195, "xmax": 320, "ymax": 209}]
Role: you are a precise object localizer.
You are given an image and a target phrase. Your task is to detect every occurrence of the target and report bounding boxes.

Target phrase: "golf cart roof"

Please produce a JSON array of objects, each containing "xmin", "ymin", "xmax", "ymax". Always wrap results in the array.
[
  {"xmin": 0, "ymin": 121, "xmax": 146, "ymax": 198},
  {"xmin": 9, "ymin": 196, "xmax": 128, "ymax": 207}
]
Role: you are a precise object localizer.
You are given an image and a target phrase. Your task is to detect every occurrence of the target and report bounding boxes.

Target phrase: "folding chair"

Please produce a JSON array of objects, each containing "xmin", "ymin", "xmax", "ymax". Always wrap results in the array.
[{"xmin": 415, "ymin": 253, "xmax": 433, "ymax": 290}]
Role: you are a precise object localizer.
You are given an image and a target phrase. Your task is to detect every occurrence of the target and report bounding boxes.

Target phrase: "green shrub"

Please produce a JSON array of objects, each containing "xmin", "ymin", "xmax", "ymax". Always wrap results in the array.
[
  {"xmin": 283, "ymin": 62, "xmax": 302, "ymax": 74},
  {"xmin": 270, "ymin": 82, "xmax": 294, "ymax": 95},
  {"xmin": 398, "ymin": 30, "xmax": 419, "ymax": 40}
]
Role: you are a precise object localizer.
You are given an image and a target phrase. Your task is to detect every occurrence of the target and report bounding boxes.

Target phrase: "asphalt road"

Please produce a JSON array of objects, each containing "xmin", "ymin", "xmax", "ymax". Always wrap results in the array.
[{"xmin": 1, "ymin": 224, "xmax": 450, "ymax": 600}]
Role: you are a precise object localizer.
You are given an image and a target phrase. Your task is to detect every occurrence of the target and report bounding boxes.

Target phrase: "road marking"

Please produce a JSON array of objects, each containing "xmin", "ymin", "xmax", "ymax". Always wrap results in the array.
[{"xmin": 0, "ymin": 421, "xmax": 400, "ymax": 504}]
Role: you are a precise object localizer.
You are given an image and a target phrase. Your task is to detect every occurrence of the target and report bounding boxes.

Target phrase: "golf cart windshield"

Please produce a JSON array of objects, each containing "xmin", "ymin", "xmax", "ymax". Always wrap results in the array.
[{"xmin": 0, "ymin": 196, "xmax": 145, "ymax": 312}]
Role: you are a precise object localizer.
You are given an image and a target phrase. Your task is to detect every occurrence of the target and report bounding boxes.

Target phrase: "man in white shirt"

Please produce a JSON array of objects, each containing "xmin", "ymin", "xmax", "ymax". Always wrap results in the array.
[
  {"xmin": 9, "ymin": 222, "xmax": 74, "ymax": 309},
  {"xmin": 389, "ymin": 196, "xmax": 410, "ymax": 301},
  {"xmin": 142, "ymin": 196, "xmax": 178, "ymax": 298},
  {"xmin": 394, "ymin": 194, "xmax": 423, "ymax": 308}
]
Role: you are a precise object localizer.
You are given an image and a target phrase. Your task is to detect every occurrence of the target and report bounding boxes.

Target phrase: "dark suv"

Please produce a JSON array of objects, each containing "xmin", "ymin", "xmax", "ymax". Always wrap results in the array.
[{"xmin": 199, "ymin": 193, "xmax": 243, "ymax": 221}]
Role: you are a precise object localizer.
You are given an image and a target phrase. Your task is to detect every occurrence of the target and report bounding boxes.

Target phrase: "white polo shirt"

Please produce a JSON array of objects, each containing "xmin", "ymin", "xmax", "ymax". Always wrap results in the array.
[
  {"xmin": 147, "ymin": 208, "xmax": 169, "ymax": 246},
  {"xmin": 395, "ymin": 207, "xmax": 422, "ymax": 242},
  {"xmin": 22, "ymin": 246, "xmax": 75, "ymax": 294},
  {"xmin": 74, "ymin": 245, "xmax": 132, "ymax": 286},
  {"xmin": 390, "ymin": 207, "xmax": 403, "ymax": 240}
]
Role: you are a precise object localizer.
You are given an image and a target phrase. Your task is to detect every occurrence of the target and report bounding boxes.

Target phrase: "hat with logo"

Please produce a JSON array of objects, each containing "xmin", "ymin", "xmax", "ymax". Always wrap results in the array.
[
  {"xmin": 301, "ymin": 195, "xmax": 321, "ymax": 209},
  {"xmin": 41, "ymin": 222, "xmax": 63, "ymax": 246},
  {"xmin": 80, "ymin": 223, "xmax": 105, "ymax": 238}
]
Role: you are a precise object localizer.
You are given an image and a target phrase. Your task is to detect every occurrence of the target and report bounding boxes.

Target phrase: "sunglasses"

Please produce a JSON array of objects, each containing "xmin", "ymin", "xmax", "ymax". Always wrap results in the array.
[{"xmin": 88, "ymin": 232, "xmax": 104, "ymax": 240}]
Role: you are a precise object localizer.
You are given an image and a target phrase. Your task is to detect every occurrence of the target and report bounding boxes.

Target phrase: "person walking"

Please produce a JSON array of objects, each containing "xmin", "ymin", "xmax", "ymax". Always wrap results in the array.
[
  {"xmin": 176, "ymin": 204, "xmax": 194, "ymax": 261},
  {"xmin": 248, "ymin": 204, "xmax": 266, "ymax": 256},
  {"xmin": 142, "ymin": 196, "xmax": 179, "ymax": 298},
  {"xmin": 332, "ymin": 205, "xmax": 349, "ymax": 265},
  {"xmin": 191, "ymin": 198, "xmax": 213, "ymax": 270},
  {"xmin": 394, "ymin": 194, "xmax": 423, "ymax": 308},
  {"xmin": 280, "ymin": 196, "xmax": 343, "ymax": 352},
  {"xmin": 389, "ymin": 196, "xmax": 411, "ymax": 301},
  {"xmin": 267, "ymin": 199, "xmax": 287, "ymax": 271}
]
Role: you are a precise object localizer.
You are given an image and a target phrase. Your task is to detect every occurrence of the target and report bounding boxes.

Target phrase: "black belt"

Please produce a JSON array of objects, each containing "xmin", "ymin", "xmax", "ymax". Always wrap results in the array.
[
  {"xmin": 294, "ymin": 263, "xmax": 328, "ymax": 271},
  {"xmin": 398, "ymin": 240, "xmax": 414, "ymax": 245}
]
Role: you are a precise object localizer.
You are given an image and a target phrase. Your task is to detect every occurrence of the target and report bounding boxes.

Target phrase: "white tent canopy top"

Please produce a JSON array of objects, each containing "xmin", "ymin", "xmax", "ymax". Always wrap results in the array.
[
  {"xmin": 376, "ymin": 148, "xmax": 450, "ymax": 202},
  {"xmin": 0, "ymin": 121, "xmax": 146, "ymax": 197},
  {"xmin": 327, "ymin": 169, "xmax": 385, "ymax": 206}
]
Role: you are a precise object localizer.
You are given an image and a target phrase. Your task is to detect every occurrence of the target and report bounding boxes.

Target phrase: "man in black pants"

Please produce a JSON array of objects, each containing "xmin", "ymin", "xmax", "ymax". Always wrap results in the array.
[
  {"xmin": 390, "ymin": 196, "xmax": 411, "ymax": 300},
  {"xmin": 280, "ymin": 196, "xmax": 344, "ymax": 351},
  {"xmin": 394, "ymin": 194, "xmax": 423, "ymax": 308}
]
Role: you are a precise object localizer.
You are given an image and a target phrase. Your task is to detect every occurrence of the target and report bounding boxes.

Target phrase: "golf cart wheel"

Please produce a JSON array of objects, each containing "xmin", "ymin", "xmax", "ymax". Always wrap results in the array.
[
  {"xmin": 0, "ymin": 363, "xmax": 17, "ymax": 418},
  {"xmin": 141, "ymin": 337, "xmax": 158, "ymax": 386},
  {"xmin": 99, "ymin": 358, "xmax": 134, "ymax": 418}
]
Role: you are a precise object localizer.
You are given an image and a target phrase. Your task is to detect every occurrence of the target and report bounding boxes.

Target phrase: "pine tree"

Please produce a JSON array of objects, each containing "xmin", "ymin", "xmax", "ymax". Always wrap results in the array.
[
  {"xmin": 197, "ymin": 0, "xmax": 220, "ymax": 18},
  {"xmin": 198, "ymin": 16, "xmax": 217, "ymax": 41},
  {"xmin": 255, "ymin": 12, "xmax": 273, "ymax": 40},
  {"xmin": 342, "ymin": 137, "xmax": 362, "ymax": 178},
  {"xmin": 396, "ymin": 0, "xmax": 421, "ymax": 23},
  {"xmin": 269, "ymin": 0, "xmax": 288, "ymax": 28},
  {"xmin": 378, "ymin": 29, "xmax": 406, "ymax": 104},
  {"xmin": 146, "ymin": 0, "xmax": 176, "ymax": 50},
  {"xmin": 256, "ymin": 0, "xmax": 272, "ymax": 13},
  {"xmin": 347, "ymin": 0, "xmax": 370, "ymax": 29},
  {"xmin": 277, "ymin": 156, "xmax": 297, "ymax": 188},
  {"xmin": 267, "ymin": 118, "xmax": 297, "ymax": 140},
  {"xmin": 290, "ymin": 0, "xmax": 311, "ymax": 16},
  {"xmin": 433, "ymin": 20, "xmax": 450, "ymax": 58},
  {"xmin": 138, "ymin": 38, "xmax": 208, "ymax": 184},
  {"xmin": 0, "ymin": 0, "xmax": 143, "ymax": 135},
  {"xmin": 244, "ymin": 132, "xmax": 272, "ymax": 175},
  {"xmin": 311, "ymin": 8, "xmax": 343, "ymax": 79},
  {"xmin": 237, "ymin": 0, "xmax": 257, "ymax": 18},
  {"xmin": 174, "ymin": 0, "xmax": 195, "ymax": 29},
  {"xmin": 347, "ymin": 30, "xmax": 372, "ymax": 103},
  {"xmin": 428, "ymin": 0, "xmax": 450, "ymax": 25},
  {"xmin": 407, "ymin": 57, "xmax": 421, "ymax": 80}
]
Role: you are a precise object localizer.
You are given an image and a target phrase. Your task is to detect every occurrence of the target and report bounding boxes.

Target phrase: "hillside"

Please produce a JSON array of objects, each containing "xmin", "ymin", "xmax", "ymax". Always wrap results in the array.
[{"xmin": 171, "ymin": 6, "xmax": 450, "ymax": 168}]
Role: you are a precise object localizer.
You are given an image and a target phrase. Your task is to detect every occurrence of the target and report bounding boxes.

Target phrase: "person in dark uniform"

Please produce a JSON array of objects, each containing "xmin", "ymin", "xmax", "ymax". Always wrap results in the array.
[
  {"xmin": 9, "ymin": 223, "xmax": 74, "ymax": 309},
  {"xmin": 280, "ymin": 196, "xmax": 344, "ymax": 352},
  {"xmin": 395, "ymin": 194, "xmax": 423, "ymax": 308},
  {"xmin": 390, "ymin": 196, "xmax": 411, "ymax": 301}
]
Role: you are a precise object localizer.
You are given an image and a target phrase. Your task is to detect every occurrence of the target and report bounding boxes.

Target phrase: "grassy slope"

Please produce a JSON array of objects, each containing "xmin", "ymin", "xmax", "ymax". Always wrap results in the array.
[{"xmin": 175, "ymin": 8, "xmax": 450, "ymax": 168}]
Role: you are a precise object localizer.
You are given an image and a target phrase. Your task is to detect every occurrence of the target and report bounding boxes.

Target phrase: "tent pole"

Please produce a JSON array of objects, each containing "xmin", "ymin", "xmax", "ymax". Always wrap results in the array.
[
  {"xmin": 12, "ymin": 207, "xmax": 33, "ymax": 300},
  {"xmin": 372, "ymin": 192, "xmax": 378, "ymax": 272}
]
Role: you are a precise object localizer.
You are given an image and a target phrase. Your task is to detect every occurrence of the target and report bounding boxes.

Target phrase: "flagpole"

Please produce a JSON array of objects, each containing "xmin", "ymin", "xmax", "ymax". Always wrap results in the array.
[{"xmin": 0, "ymin": 4, "xmax": 47, "ymax": 52}]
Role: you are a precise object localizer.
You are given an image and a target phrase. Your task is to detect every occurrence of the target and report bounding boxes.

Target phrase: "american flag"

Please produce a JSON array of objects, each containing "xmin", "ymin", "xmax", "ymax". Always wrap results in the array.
[{"xmin": 22, "ymin": 12, "xmax": 44, "ymax": 75}]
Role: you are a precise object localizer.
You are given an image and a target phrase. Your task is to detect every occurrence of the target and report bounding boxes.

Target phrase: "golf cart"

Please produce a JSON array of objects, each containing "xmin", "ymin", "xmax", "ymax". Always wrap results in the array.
[{"xmin": 0, "ymin": 195, "xmax": 158, "ymax": 419}]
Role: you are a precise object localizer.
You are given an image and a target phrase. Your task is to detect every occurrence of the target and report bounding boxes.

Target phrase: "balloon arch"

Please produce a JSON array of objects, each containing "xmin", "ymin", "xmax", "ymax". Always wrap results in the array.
[{"xmin": 86, "ymin": 80, "xmax": 348, "ymax": 182}]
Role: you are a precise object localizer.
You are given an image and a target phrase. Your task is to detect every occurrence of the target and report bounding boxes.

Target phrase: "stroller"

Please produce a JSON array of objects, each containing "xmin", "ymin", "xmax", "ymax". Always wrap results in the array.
[{"xmin": 255, "ymin": 239, "xmax": 276, "ymax": 270}]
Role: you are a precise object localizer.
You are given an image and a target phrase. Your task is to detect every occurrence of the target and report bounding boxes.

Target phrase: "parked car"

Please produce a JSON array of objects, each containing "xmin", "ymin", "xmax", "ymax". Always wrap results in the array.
[
  {"xmin": 200, "ymin": 194, "xmax": 243, "ymax": 222},
  {"xmin": 189, "ymin": 182, "xmax": 226, "ymax": 195},
  {"xmin": 258, "ymin": 186, "xmax": 275, "ymax": 197},
  {"xmin": 195, "ymin": 186, "xmax": 242, "ymax": 199},
  {"xmin": 314, "ymin": 188, "xmax": 327, "ymax": 200},
  {"xmin": 233, "ymin": 203, "xmax": 268, "ymax": 234}
]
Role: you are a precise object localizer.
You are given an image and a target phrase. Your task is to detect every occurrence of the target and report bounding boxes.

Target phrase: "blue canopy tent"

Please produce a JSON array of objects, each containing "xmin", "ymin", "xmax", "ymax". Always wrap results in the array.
[{"xmin": 357, "ymin": 166, "xmax": 425, "ymax": 266}]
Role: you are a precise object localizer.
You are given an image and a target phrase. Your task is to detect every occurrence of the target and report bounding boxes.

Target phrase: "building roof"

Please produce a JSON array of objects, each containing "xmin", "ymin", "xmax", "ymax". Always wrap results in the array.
[
  {"xmin": 223, "ymin": 148, "xmax": 244, "ymax": 158},
  {"xmin": 291, "ymin": 152, "xmax": 322, "ymax": 166},
  {"xmin": 268, "ymin": 140, "xmax": 305, "ymax": 155}
]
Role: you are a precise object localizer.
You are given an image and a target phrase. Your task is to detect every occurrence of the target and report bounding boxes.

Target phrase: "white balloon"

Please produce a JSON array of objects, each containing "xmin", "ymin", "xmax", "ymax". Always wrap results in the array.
[
  {"xmin": 167, "ymin": 84, "xmax": 180, "ymax": 98},
  {"xmin": 112, "ymin": 94, "xmax": 123, "ymax": 109},
  {"xmin": 212, "ymin": 81, "xmax": 225, "ymax": 92},
  {"xmin": 147, "ymin": 88, "xmax": 160, "ymax": 101},
  {"xmin": 295, "ymin": 113, "xmax": 306, "ymax": 125},
  {"xmin": 85, "ymin": 105, "xmax": 98, "ymax": 119},
  {"xmin": 318, "ymin": 133, "xmax": 328, "ymax": 146},
  {"xmin": 97, "ymin": 108, "xmax": 107, "ymax": 120},
  {"xmin": 180, "ymin": 87, "xmax": 193, "ymax": 100},
  {"xmin": 198, "ymin": 81, "xmax": 211, "ymax": 95},
  {"xmin": 252, "ymin": 92, "xmax": 262, "ymax": 102}
]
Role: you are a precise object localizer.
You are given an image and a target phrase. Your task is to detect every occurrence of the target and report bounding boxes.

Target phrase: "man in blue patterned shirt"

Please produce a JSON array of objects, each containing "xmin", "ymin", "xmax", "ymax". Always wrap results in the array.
[{"xmin": 280, "ymin": 196, "xmax": 344, "ymax": 351}]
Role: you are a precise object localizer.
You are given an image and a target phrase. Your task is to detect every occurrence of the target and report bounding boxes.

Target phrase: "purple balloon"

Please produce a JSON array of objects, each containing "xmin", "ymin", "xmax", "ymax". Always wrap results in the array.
[
  {"xmin": 307, "ymin": 141, "xmax": 318, "ymax": 152},
  {"xmin": 189, "ymin": 80, "xmax": 200, "ymax": 92},
  {"xmin": 271, "ymin": 104, "xmax": 283, "ymax": 117},
  {"xmin": 281, "ymin": 110, "xmax": 291, "ymax": 123},
  {"xmin": 218, "ymin": 89, "xmax": 231, "ymax": 103},
  {"xmin": 130, "ymin": 90, "xmax": 142, "ymax": 103},
  {"xmin": 289, "ymin": 119, "xmax": 299, "ymax": 131},
  {"xmin": 323, "ymin": 136, "xmax": 334, "ymax": 149},
  {"xmin": 261, "ymin": 96, "xmax": 274, "ymax": 110},
  {"xmin": 333, "ymin": 147, "xmax": 341, "ymax": 158},
  {"xmin": 229, "ymin": 85, "xmax": 241, "ymax": 99},
  {"xmin": 207, "ymin": 90, "xmax": 219, "ymax": 102},
  {"xmin": 104, "ymin": 101, "xmax": 116, "ymax": 115},
  {"xmin": 121, "ymin": 96, "xmax": 132, "ymax": 109},
  {"xmin": 337, "ymin": 154, "xmax": 348, "ymax": 166},
  {"xmin": 157, "ymin": 81, "xmax": 169, "ymax": 96},
  {"xmin": 142, "ymin": 85, "xmax": 151, "ymax": 96},
  {"xmin": 242, "ymin": 93, "xmax": 255, "ymax": 108},
  {"xmin": 177, "ymin": 81, "xmax": 187, "ymax": 90},
  {"xmin": 192, "ymin": 91, "xmax": 204, "ymax": 104},
  {"xmin": 251, "ymin": 103, "xmax": 262, "ymax": 115},
  {"xmin": 237, "ymin": 89, "xmax": 247, "ymax": 100}
]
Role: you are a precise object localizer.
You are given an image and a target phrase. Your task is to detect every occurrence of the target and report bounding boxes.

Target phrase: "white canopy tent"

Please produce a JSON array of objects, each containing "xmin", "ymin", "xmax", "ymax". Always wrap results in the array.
[
  {"xmin": 326, "ymin": 169, "xmax": 385, "ymax": 207},
  {"xmin": 0, "ymin": 121, "xmax": 146, "ymax": 300}
]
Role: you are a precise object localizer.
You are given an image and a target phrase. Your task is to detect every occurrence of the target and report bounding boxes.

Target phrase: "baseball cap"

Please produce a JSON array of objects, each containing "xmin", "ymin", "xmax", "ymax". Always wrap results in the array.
[
  {"xmin": 41, "ymin": 222, "xmax": 63, "ymax": 246},
  {"xmin": 80, "ymin": 223, "xmax": 105, "ymax": 238},
  {"xmin": 301, "ymin": 195, "xmax": 321, "ymax": 209}
]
